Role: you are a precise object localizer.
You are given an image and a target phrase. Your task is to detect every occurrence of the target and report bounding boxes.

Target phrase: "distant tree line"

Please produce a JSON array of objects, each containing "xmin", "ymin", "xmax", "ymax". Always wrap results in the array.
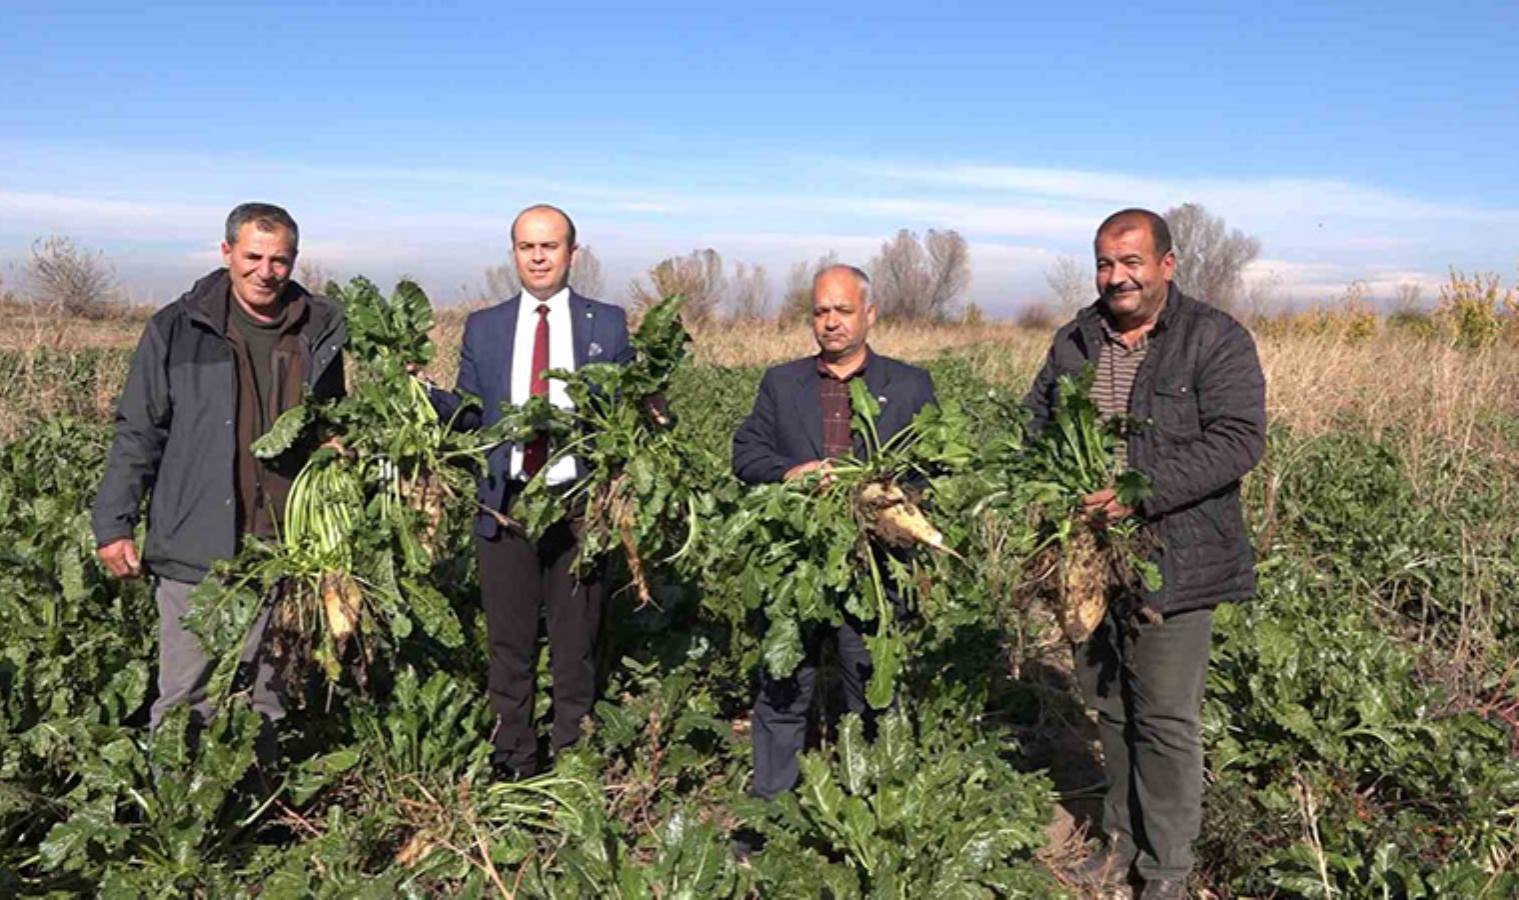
[{"xmin": 14, "ymin": 202, "xmax": 1289, "ymax": 323}]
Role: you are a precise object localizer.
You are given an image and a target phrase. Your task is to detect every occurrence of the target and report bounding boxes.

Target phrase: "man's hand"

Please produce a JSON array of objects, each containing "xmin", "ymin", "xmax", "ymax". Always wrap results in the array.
[
  {"xmin": 785, "ymin": 460, "xmax": 833, "ymax": 484},
  {"xmin": 98, "ymin": 538, "xmax": 142, "ymax": 579},
  {"xmin": 1082, "ymin": 488, "xmax": 1133, "ymax": 528}
]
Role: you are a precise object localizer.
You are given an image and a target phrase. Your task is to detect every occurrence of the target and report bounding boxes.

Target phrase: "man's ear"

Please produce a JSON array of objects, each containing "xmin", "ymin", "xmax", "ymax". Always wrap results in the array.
[
  {"xmin": 220, "ymin": 240, "xmax": 234, "ymax": 266},
  {"xmin": 1161, "ymin": 250, "xmax": 1176, "ymax": 282}
]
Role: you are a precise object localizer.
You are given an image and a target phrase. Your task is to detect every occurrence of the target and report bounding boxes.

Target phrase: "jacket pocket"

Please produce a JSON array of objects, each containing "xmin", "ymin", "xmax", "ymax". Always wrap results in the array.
[{"xmin": 1152, "ymin": 375, "xmax": 1201, "ymax": 438}]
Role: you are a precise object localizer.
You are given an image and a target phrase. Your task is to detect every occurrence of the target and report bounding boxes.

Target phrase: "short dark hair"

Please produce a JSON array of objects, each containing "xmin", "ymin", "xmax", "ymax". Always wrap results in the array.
[
  {"xmin": 511, "ymin": 204, "xmax": 577, "ymax": 246},
  {"xmin": 225, "ymin": 202, "xmax": 299, "ymax": 247},
  {"xmin": 1095, "ymin": 208, "xmax": 1172, "ymax": 257}
]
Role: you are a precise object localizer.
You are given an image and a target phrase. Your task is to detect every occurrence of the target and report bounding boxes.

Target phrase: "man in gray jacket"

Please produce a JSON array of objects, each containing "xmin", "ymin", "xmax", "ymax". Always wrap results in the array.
[
  {"xmin": 93, "ymin": 203, "xmax": 345, "ymax": 747},
  {"xmin": 1024, "ymin": 209, "xmax": 1266, "ymax": 899}
]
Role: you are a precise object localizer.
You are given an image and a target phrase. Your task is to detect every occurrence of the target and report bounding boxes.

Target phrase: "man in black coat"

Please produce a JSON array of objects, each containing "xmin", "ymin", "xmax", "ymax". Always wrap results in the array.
[
  {"xmin": 93, "ymin": 203, "xmax": 346, "ymax": 754},
  {"xmin": 732, "ymin": 264, "xmax": 937, "ymax": 803},
  {"xmin": 1024, "ymin": 209, "xmax": 1266, "ymax": 899}
]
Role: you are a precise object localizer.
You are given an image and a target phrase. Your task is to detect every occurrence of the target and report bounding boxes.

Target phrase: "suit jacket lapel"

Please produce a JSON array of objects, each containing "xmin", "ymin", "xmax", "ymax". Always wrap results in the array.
[
  {"xmin": 499, "ymin": 294, "xmax": 521, "ymax": 404},
  {"xmin": 793, "ymin": 366, "xmax": 825, "ymax": 459},
  {"xmin": 863, "ymin": 359, "xmax": 894, "ymax": 416},
  {"xmin": 570, "ymin": 290, "xmax": 591, "ymax": 370},
  {"xmin": 860, "ymin": 358, "xmax": 895, "ymax": 453}
]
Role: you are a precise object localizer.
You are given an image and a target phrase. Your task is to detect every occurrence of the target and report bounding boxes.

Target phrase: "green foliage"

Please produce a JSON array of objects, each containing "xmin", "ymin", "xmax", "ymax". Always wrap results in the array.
[
  {"xmin": 1198, "ymin": 428, "xmax": 1519, "ymax": 895},
  {"xmin": 33, "ymin": 701, "xmax": 262, "ymax": 894},
  {"xmin": 703, "ymin": 386, "xmax": 978, "ymax": 706},
  {"xmin": 747, "ymin": 705, "xmax": 1057, "ymax": 897},
  {"xmin": 5, "ymin": 317, "xmax": 1519, "ymax": 896},
  {"xmin": 189, "ymin": 278, "xmax": 495, "ymax": 694},
  {"xmin": 344, "ymin": 275, "xmax": 435, "ymax": 373},
  {"xmin": 504, "ymin": 293, "xmax": 723, "ymax": 607},
  {"xmin": 0, "ymin": 418, "xmax": 158, "ymax": 890}
]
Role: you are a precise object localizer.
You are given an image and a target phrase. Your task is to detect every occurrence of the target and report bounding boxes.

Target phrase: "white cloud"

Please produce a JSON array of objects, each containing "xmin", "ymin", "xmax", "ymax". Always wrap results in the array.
[
  {"xmin": 1244, "ymin": 258, "xmax": 1449, "ymax": 306},
  {"xmin": 855, "ymin": 161, "xmax": 1519, "ymax": 225},
  {"xmin": 0, "ymin": 190, "xmax": 219, "ymax": 240},
  {"xmin": 3, "ymin": 143, "xmax": 1512, "ymax": 313}
]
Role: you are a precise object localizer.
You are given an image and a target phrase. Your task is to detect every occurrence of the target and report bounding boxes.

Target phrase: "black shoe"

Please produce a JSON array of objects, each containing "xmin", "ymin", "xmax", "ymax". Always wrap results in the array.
[
  {"xmin": 1069, "ymin": 841, "xmax": 1133, "ymax": 887},
  {"xmin": 1139, "ymin": 877, "xmax": 1187, "ymax": 899},
  {"xmin": 731, "ymin": 827, "xmax": 766, "ymax": 861}
]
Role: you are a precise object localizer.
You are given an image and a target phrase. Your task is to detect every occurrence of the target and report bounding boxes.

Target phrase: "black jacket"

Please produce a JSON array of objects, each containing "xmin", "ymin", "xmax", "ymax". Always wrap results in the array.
[
  {"xmin": 1024, "ymin": 286, "xmax": 1266, "ymax": 614},
  {"xmin": 733, "ymin": 353, "xmax": 938, "ymax": 484},
  {"xmin": 91, "ymin": 269, "xmax": 346, "ymax": 582}
]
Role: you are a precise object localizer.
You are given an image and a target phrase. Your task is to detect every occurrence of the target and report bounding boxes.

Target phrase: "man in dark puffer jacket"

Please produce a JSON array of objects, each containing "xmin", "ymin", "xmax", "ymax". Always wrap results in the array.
[
  {"xmin": 92, "ymin": 203, "xmax": 346, "ymax": 753},
  {"xmin": 1024, "ymin": 209, "xmax": 1266, "ymax": 899}
]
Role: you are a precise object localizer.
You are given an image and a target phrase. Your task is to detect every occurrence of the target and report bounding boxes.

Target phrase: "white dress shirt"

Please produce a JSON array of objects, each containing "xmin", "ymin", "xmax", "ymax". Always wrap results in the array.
[{"xmin": 508, "ymin": 287, "xmax": 578, "ymax": 485}]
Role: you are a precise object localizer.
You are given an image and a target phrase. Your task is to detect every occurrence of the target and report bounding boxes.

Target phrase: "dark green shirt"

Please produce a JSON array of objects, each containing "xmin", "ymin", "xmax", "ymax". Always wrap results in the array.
[{"xmin": 228, "ymin": 294, "xmax": 289, "ymax": 437}]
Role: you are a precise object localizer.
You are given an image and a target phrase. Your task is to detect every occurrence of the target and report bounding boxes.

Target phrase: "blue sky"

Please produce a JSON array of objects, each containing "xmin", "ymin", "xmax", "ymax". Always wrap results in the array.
[{"xmin": 3, "ymin": 1, "xmax": 1516, "ymax": 313}]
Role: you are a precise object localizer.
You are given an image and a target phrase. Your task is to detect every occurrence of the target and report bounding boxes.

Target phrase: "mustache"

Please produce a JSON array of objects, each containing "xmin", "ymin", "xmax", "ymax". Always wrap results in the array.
[{"xmin": 1103, "ymin": 282, "xmax": 1140, "ymax": 297}]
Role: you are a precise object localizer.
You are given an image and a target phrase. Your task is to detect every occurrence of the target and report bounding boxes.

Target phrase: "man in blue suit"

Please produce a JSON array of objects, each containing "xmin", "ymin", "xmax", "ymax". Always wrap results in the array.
[
  {"xmin": 732, "ymin": 264, "xmax": 937, "ymax": 805},
  {"xmin": 433, "ymin": 204, "xmax": 633, "ymax": 779}
]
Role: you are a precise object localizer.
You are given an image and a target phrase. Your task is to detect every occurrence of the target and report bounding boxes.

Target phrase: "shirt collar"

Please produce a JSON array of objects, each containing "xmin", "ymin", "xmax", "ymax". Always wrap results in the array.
[
  {"xmin": 816, "ymin": 347, "xmax": 871, "ymax": 380},
  {"xmin": 524, "ymin": 286, "xmax": 570, "ymax": 311},
  {"xmin": 1098, "ymin": 301, "xmax": 1161, "ymax": 351}
]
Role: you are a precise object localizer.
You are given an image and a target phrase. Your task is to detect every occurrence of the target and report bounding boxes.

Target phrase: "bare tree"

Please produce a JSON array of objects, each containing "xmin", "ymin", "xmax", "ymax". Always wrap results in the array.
[
  {"xmin": 1163, "ymin": 203, "xmax": 1261, "ymax": 313},
  {"xmin": 570, "ymin": 245, "xmax": 606, "ymax": 297},
  {"xmin": 629, "ymin": 248, "xmax": 727, "ymax": 325},
  {"xmin": 483, "ymin": 260, "xmax": 520, "ymax": 300},
  {"xmin": 925, "ymin": 229, "xmax": 971, "ymax": 316},
  {"xmin": 1392, "ymin": 282, "xmax": 1424, "ymax": 315},
  {"xmin": 780, "ymin": 252, "xmax": 838, "ymax": 322},
  {"xmin": 1239, "ymin": 270, "xmax": 1284, "ymax": 323},
  {"xmin": 481, "ymin": 244, "xmax": 607, "ymax": 300},
  {"xmin": 726, "ymin": 261, "xmax": 771, "ymax": 322},
  {"xmin": 1044, "ymin": 254, "xmax": 1092, "ymax": 315},
  {"xmin": 868, "ymin": 228, "xmax": 970, "ymax": 321},
  {"xmin": 870, "ymin": 230, "xmax": 930, "ymax": 320},
  {"xmin": 296, "ymin": 260, "xmax": 342, "ymax": 296},
  {"xmin": 26, "ymin": 236, "xmax": 120, "ymax": 319}
]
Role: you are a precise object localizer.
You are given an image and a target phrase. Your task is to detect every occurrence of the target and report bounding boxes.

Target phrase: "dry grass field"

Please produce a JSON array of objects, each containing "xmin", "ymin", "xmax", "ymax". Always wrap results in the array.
[{"xmin": 9, "ymin": 298, "xmax": 1518, "ymax": 468}]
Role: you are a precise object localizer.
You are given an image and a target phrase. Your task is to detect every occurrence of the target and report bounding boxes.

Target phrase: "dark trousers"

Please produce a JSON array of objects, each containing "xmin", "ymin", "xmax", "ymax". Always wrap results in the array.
[
  {"xmin": 476, "ymin": 520, "xmax": 605, "ymax": 774},
  {"xmin": 1075, "ymin": 606, "xmax": 1213, "ymax": 882},
  {"xmin": 751, "ymin": 616, "xmax": 880, "ymax": 800}
]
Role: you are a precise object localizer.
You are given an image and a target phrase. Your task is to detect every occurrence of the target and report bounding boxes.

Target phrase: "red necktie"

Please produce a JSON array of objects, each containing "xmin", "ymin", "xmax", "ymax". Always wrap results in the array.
[{"xmin": 521, "ymin": 303, "xmax": 551, "ymax": 477}]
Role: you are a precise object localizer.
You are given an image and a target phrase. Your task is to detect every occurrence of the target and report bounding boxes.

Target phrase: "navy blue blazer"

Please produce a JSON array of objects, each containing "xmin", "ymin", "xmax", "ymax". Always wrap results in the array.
[
  {"xmin": 434, "ymin": 291, "xmax": 633, "ymax": 536},
  {"xmin": 732, "ymin": 353, "xmax": 937, "ymax": 485}
]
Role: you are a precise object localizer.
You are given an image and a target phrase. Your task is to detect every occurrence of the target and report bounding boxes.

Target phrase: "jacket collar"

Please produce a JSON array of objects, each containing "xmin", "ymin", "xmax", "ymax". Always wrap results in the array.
[
  {"xmin": 1074, "ymin": 282, "xmax": 1185, "ymax": 355},
  {"xmin": 184, "ymin": 268, "xmax": 312, "ymax": 338}
]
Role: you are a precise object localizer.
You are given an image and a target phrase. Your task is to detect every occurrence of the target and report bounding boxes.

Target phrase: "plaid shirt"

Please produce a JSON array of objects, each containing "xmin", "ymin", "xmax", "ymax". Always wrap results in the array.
[{"xmin": 817, "ymin": 352, "xmax": 869, "ymax": 458}]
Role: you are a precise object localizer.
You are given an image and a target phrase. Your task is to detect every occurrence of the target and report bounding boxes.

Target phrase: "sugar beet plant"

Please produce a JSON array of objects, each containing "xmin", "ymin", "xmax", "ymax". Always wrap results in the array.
[
  {"xmin": 187, "ymin": 277, "xmax": 503, "ymax": 694},
  {"xmin": 501, "ymin": 293, "xmax": 723, "ymax": 607},
  {"xmin": 8, "ymin": 285, "xmax": 1517, "ymax": 895},
  {"xmin": 974, "ymin": 368, "xmax": 1159, "ymax": 643},
  {"xmin": 705, "ymin": 382, "xmax": 976, "ymax": 708}
]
